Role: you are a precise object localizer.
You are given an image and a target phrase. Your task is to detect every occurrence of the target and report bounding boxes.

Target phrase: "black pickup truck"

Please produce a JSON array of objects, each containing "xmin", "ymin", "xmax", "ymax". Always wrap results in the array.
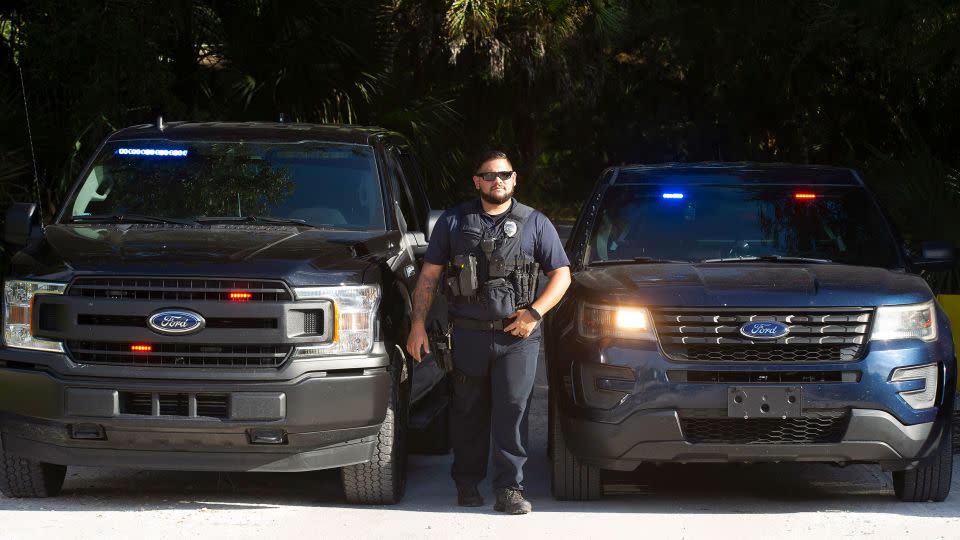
[{"xmin": 0, "ymin": 121, "xmax": 450, "ymax": 504}]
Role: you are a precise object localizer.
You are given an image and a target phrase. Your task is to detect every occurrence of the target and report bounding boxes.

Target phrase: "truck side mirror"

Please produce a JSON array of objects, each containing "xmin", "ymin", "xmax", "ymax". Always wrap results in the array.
[
  {"xmin": 912, "ymin": 240, "xmax": 956, "ymax": 271},
  {"xmin": 4, "ymin": 203, "xmax": 41, "ymax": 247},
  {"xmin": 426, "ymin": 209, "xmax": 443, "ymax": 242}
]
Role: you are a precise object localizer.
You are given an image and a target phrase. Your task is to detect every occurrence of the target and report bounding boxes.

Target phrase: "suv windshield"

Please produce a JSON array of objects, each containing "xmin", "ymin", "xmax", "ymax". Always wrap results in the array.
[
  {"xmin": 588, "ymin": 184, "xmax": 902, "ymax": 267},
  {"xmin": 63, "ymin": 140, "xmax": 386, "ymax": 230}
]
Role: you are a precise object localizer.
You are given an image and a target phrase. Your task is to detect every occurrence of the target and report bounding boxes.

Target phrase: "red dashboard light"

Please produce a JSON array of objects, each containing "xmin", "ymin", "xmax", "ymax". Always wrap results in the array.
[
  {"xmin": 229, "ymin": 291, "xmax": 253, "ymax": 302},
  {"xmin": 130, "ymin": 344, "xmax": 153, "ymax": 353},
  {"xmin": 794, "ymin": 193, "xmax": 817, "ymax": 200}
]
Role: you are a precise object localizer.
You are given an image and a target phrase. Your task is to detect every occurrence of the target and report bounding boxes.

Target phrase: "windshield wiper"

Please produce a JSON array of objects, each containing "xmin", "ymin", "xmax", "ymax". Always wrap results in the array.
[
  {"xmin": 590, "ymin": 257, "xmax": 690, "ymax": 266},
  {"xmin": 195, "ymin": 215, "xmax": 320, "ymax": 228},
  {"xmin": 700, "ymin": 255, "xmax": 833, "ymax": 264},
  {"xmin": 69, "ymin": 214, "xmax": 197, "ymax": 225}
]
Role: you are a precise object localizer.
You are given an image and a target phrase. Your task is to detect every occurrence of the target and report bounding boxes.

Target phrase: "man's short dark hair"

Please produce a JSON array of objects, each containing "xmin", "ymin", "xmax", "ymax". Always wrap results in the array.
[{"xmin": 474, "ymin": 150, "xmax": 511, "ymax": 173}]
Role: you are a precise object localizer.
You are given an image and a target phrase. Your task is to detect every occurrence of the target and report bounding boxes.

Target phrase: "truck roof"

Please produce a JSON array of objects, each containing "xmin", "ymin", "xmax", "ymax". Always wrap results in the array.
[
  {"xmin": 612, "ymin": 162, "xmax": 862, "ymax": 186},
  {"xmin": 106, "ymin": 121, "xmax": 396, "ymax": 145}
]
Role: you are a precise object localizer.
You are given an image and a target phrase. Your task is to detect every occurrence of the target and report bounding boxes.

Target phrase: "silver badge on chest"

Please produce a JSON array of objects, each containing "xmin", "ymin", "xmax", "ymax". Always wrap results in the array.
[{"xmin": 503, "ymin": 220, "xmax": 518, "ymax": 238}]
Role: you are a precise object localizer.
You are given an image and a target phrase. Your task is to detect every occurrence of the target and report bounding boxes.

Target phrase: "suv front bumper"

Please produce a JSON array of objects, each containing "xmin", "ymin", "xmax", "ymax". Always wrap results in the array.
[
  {"xmin": 555, "ymin": 338, "xmax": 955, "ymax": 472},
  {"xmin": 0, "ymin": 348, "xmax": 391, "ymax": 473},
  {"xmin": 562, "ymin": 407, "xmax": 944, "ymax": 471}
]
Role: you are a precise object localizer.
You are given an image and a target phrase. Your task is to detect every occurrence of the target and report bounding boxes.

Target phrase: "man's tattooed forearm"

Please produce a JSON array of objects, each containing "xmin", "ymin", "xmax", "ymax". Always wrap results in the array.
[{"xmin": 411, "ymin": 272, "xmax": 438, "ymax": 324}]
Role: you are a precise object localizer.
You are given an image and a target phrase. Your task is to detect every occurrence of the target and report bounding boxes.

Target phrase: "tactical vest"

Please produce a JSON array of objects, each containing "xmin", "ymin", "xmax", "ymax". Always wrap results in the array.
[{"xmin": 446, "ymin": 199, "xmax": 540, "ymax": 320}]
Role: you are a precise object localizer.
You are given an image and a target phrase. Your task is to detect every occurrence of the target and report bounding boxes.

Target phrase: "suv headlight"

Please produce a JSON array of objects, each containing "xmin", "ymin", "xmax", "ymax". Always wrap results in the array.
[
  {"xmin": 291, "ymin": 285, "xmax": 380, "ymax": 357},
  {"xmin": 578, "ymin": 302, "xmax": 656, "ymax": 341},
  {"xmin": 3, "ymin": 280, "xmax": 67, "ymax": 352},
  {"xmin": 870, "ymin": 301, "xmax": 937, "ymax": 342}
]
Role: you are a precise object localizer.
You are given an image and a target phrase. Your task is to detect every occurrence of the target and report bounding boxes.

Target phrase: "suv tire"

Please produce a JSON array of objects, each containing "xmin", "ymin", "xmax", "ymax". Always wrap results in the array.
[
  {"xmin": 0, "ymin": 452, "xmax": 66, "ymax": 498},
  {"xmin": 893, "ymin": 422, "xmax": 953, "ymax": 502},
  {"xmin": 550, "ymin": 393, "xmax": 601, "ymax": 500},
  {"xmin": 341, "ymin": 361, "xmax": 409, "ymax": 504}
]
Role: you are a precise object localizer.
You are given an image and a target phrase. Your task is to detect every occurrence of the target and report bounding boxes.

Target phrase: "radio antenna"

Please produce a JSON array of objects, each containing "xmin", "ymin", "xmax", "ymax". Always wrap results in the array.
[{"xmin": 17, "ymin": 63, "xmax": 44, "ymax": 229}]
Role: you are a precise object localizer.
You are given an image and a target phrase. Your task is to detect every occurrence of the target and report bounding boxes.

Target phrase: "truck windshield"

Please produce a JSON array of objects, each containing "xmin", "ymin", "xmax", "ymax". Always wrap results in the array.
[
  {"xmin": 63, "ymin": 140, "xmax": 386, "ymax": 230},
  {"xmin": 588, "ymin": 184, "xmax": 902, "ymax": 268}
]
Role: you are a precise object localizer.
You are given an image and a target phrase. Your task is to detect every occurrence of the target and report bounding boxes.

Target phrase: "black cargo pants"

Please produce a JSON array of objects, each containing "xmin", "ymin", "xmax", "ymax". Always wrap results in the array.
[{"xmin": 449, "ymin": 325, "xmax": 540, "ymax": 491}]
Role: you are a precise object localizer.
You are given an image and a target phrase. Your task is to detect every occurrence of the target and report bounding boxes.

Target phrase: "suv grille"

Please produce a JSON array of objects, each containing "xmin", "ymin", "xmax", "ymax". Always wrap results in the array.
[
  {"xmin": 67, "ymin": 277, "xmax": 292, "ymax": 302},
  {"xmin": 67, "ymin": 341, "xmax": 291, "ymax": 368},
  {"xmin": 680, "ymin": 410, "xmax": 849, "ymax": 444},
  {"xmin": 654, "ymin": 308, "xmax": 872, "ymax": 363}
]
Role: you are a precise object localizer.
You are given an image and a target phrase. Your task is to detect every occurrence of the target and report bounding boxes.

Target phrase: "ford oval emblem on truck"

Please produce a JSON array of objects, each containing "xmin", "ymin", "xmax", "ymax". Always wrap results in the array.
[
  {"xmin": 147, "ymin": 310, "xmax": 206, "ymax": 335},
  {"xmin": 739, "ymin": 321, "xmax": 789, "ymax": 340}
]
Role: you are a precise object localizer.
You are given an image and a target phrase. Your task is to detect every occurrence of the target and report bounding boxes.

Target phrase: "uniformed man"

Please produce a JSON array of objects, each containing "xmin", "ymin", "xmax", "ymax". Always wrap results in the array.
[{"xmin": 406, "ymin": 150, "xmax": 571, "ymax": 515}]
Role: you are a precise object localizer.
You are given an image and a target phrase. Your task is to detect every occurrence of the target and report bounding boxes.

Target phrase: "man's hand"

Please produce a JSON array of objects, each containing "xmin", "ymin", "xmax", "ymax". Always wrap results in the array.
[
  {"xmin": 407, "ymin": 262, "xmax": 443, "ymax": 362},
  {"xmin": 406, "ymin": 322, "xmax": 430, "ymax": 362},
  {"xmin": 504, "ymin": 309, "xmax": 539, "ymax": 338}
]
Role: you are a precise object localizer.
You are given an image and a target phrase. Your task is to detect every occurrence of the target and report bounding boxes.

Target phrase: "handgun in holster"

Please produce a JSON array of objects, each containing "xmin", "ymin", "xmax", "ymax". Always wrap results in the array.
[{"xmin": 446, "ymin": 253, "xmax": 478, "ymax": 299}]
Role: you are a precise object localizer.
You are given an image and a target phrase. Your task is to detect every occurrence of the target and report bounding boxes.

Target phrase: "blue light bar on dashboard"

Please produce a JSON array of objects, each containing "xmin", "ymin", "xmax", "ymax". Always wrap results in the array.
[
  {"xmin": 661, "ymin": 192, "xmax": 684, "ymax": 199},
  {"xmin": 115, "ymin": 148, "xmax": 188, "ymax": 157}
]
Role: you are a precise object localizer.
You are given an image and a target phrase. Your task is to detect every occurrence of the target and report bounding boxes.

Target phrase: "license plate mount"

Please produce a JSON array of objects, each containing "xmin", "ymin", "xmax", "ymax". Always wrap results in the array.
[{"xmin": 727, "ymin": 386, "xmax": 802, "ymax": 418}]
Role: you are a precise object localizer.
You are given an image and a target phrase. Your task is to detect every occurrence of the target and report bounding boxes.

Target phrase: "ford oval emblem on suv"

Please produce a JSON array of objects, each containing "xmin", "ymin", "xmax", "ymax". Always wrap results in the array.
[
  {"xmin": 147, "ymin": 309, "xmax": 206, "ymax": 335},
  {"xmin": 739, "ymin": 321, "xmax": 789, "ymax": 340}
]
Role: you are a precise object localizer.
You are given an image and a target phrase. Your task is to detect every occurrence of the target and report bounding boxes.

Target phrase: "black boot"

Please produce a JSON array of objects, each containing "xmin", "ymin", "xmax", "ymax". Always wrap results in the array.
[
  {"xmin": 494, "ymin": 488, "xmax": 532, "ymax": 514},
  {"xmin": 456, "ymin": 484, "xmax": 484, "ymax": 507}
]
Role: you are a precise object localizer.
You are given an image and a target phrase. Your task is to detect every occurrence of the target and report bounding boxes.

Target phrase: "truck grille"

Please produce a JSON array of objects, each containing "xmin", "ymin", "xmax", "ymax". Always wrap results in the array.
[
  {"xmin": 654, "ymin": 308, "xmax": 872, "ymax": 363},
  {"xmin": 66, "ymin": 341, "xmax": 291, "ymax": 368},
  {"xmin": 681, "ymin": 410, "xmax": 849, "ymax": 444},
  {"xmin": 120, "ymin": 391, "xmax": 229, "ymax": 418},
  {"xmin": 77, "ymin": 314, "xmax": 278, "ymax": 329},
  {"xmin": 67, "ymin": 277, "xmax": 293, "ymax": 302}
]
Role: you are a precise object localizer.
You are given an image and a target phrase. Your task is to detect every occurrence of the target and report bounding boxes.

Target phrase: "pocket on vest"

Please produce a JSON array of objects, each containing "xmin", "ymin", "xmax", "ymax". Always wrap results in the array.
[{"xmin": 482, "ymin": 278, "xmax": 517, "ymax": 318}]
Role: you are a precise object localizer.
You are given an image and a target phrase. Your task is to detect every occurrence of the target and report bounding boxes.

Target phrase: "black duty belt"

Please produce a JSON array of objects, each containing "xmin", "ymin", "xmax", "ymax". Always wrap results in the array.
[{"xmin": 453, "ymin": 317, "xmax": 515, "ymax": 331}]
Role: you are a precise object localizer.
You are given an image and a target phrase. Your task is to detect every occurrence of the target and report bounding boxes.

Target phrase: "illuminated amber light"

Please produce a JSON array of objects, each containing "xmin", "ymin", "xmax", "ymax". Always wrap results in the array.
[
  {"xmin": 130, "ymin": 344, "xmax": 153, "ymax": 352},
  {"xmin": 229, "ymin": 291, "xmax": 253, "ymax": 302}
]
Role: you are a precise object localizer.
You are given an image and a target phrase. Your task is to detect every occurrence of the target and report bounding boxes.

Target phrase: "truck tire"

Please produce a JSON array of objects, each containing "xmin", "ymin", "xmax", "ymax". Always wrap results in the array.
[
  {"xmin": 550, "ymin": 394, "xmax": 601, "ymax": 500},
  {"xmin": 0, "ymin": 451, "xmax": 66, "ymax": 498},
  {"xmin": 341, "ymin": 364, "xmax": 408, "ymax": 504},
  {"xmin": 893, "ymin": 422, "xmax": 953, "ymax": 502}
]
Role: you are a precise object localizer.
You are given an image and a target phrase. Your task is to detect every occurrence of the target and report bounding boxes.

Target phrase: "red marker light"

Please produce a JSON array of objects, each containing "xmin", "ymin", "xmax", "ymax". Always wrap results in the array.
[
  {"xmin": 130, "ymin": 344, "xmax": 153, "ymax": 353},
  {"xmin": 794, "ymin": 193, "xmax": 817, "ymax": 200},
  {"xmin": 229, "ymin": 291, "xmax": 253, "ymax": 302}
]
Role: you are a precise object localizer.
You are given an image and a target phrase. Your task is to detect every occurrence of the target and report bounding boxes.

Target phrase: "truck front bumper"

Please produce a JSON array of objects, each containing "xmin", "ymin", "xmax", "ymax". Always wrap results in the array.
[{"xmin": 0, "ymin": 349, "xmax": 391, "ymax": 473}]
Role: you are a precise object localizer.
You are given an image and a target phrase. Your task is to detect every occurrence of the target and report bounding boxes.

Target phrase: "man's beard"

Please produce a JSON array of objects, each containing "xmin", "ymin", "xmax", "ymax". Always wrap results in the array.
[{"xmin": 479, "ymin": 184, "xmax": 514, "ymax": 205}]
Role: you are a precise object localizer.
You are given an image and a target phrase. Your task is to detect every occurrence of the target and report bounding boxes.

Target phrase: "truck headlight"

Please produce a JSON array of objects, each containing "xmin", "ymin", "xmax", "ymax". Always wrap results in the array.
[
  {"xmin": 579, "ymin": 302, "xmax": 656, "ymax": 341},
  {"xmin": 870, "ymin": 301, "xmax": 937, "ymax": 342},
  {"xmin": 3, "ymin": 280, "xmax": 67, "ymax": 352},
  {"xmin": 890, "ymin": 363, "xmax": 939, "ymax": 409},
  {"xmin": 291, "ymin": 285, "xmax": 380, "ymax": 356}
]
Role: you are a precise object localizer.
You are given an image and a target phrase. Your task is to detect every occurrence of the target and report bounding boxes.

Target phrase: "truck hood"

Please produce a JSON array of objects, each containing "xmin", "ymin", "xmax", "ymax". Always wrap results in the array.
[
  {"xmin": 573, "ymin": 263, "xmax": 933, "ymax": 307},
  {"xmin": 12, "ymin": 224, "xmax": 403, "ymax": 286}
]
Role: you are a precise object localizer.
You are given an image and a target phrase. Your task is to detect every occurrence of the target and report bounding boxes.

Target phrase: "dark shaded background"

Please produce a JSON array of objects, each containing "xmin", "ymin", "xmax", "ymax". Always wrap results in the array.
[{"xmin": 1, "ymin": 0, "xmax": 958, "ymax": 291}]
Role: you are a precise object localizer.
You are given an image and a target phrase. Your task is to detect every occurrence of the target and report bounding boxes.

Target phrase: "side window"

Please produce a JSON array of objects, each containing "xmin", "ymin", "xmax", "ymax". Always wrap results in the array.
[
  {"xmin": 398, "ymin": 150, "xmax": 431, "ymax": 226},
  {"xmin": 388, "ymin": 147, "xmax": 421, "ymax": 232}
]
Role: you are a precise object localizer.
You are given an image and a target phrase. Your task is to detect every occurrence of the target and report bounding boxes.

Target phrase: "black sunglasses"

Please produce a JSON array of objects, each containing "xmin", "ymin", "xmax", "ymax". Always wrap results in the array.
[{"xmin": 476, "ymin": 170, "xmax": 515, "ymax": 182}]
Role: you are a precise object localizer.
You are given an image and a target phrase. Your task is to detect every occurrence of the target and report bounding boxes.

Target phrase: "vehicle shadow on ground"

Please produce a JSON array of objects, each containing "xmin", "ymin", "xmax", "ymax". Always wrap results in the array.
[{"xmin": 1, "ymin": 458, "xmax": 957, "ymax": 519}]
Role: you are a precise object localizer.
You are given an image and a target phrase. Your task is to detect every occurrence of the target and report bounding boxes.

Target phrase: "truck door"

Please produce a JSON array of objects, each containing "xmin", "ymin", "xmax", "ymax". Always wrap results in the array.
[{"xmin": 387, "ymin": 145, "xmax": 448, "ymax": 402}]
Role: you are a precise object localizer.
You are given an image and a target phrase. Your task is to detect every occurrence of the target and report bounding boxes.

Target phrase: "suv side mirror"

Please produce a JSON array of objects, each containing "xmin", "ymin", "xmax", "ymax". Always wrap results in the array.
[
  {"xmin": 912, "ymin": 240, "xmax": 956, "ymax": 271},
  {"xmin": 4, "ymin": 203, "xmax": 41, "ymax": 247},
  {"xmin": 425, "ymin": 209, "xmax": 443, "ymax": 242}
]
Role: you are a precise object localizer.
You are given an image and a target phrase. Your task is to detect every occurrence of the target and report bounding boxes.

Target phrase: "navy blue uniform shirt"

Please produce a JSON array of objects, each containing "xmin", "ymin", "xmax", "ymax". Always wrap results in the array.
[{"xmin": 424, "ymin": 198, "xmax": 570, "ymax": 277}]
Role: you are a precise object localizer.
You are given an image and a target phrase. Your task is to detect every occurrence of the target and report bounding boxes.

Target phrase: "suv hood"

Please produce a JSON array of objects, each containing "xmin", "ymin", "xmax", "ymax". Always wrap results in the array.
[
  {"xmin": 12, "ymin": 224, "xmax": 403, "ymax": 286},
  {"xmin": 574, "ymin": 263, "xmax": 933, "ymax": 307}
]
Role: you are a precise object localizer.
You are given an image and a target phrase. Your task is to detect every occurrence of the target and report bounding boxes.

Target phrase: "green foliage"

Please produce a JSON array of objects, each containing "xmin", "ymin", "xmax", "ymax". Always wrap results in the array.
[{"xmin": 0, "ymin": 0, "xmax": 958, "ymax": 289}]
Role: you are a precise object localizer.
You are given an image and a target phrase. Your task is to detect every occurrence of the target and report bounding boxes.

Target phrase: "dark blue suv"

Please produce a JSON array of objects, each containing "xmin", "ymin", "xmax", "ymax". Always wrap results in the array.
[{"xmin": 546, "ymin": 163, "xmax": 956, "ymax": 502}]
